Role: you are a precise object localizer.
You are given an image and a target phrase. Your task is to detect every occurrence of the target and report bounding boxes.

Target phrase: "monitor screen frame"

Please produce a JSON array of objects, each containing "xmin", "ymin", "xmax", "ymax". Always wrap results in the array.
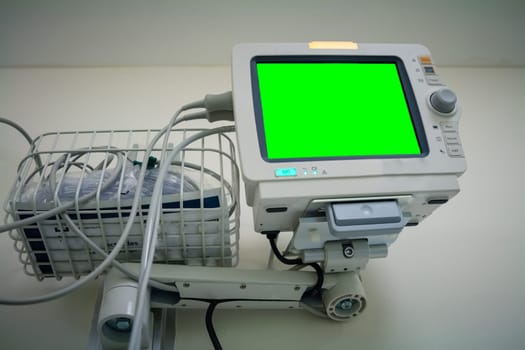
[{"xmin": 250, "ymin": 55, "xmax": 430, "ymax": 163}]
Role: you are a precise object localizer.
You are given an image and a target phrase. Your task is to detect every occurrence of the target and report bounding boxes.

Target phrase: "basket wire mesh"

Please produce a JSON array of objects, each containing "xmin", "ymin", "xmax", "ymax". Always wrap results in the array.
[{"xmin": 4, "ymin": 128, "xmax": 240, "ymax": 280}]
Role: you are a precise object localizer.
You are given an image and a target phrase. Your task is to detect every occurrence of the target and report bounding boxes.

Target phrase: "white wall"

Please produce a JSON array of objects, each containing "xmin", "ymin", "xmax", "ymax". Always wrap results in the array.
[{"xmin": 1, "ymin": 0, "xmax": 524, "ymax": 67}]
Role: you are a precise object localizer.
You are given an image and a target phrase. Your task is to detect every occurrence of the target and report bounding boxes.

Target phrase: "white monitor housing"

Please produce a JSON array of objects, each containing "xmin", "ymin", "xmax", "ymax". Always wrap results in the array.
[{"xmin": 232, "ymin": 42, "xmax": 466, "ymax": 244}]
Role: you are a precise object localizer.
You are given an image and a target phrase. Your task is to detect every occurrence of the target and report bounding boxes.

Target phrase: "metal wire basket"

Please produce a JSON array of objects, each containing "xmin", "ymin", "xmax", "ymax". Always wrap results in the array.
[{"xmin": 4, "ymin": 128, "xmax": 240, "ymax": 280}]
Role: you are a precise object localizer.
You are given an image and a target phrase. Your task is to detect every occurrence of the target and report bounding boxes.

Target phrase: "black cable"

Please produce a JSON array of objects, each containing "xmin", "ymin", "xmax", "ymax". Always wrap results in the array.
[
  {"xmin": 193, "ymin": 232, "xmax": 325, "ymax": 350},
  {"xmin": 266, "ymin": 234, "xmax": 324, "ymax": 297},
  {"xmin": 205, "ymin": 301, "xmax": 223, "ymax": 350},
  {"xmin": 188, "ymin": 296, "xmax": 299, "ymax": 350},
  {"xmin": 267, "ymin": 235, "xmax": 302, "ymax": 265},
  {"xmin": 306, "ymin": 262, "xmax": 324, "ymax": 297}
]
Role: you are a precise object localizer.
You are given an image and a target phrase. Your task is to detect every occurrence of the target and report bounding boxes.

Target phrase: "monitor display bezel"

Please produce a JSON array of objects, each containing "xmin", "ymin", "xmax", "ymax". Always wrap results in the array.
[{"xmin": 250, "ymin": 55, "xmax": 430, "ymax": 163}]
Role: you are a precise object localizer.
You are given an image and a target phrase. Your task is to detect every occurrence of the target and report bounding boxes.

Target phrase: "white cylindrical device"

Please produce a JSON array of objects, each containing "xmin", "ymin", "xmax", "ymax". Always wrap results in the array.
[
  {"xmin": 322, "ymin": 271, "xmax": 367, "ymax": 321},
  {"xmin": 97, "ymin": 270, "xmax": 152, "ymax": 350}
]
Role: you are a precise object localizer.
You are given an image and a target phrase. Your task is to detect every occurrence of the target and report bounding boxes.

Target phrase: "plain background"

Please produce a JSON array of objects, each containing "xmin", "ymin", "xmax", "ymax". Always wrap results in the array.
[{"xmin": 0, "ymin": 1, "xmax": 524, "ymax": 349}]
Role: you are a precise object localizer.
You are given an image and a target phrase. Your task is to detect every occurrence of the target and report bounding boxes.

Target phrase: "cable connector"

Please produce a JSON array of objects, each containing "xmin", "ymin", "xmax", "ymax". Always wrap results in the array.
[
  {"xmin": 203, "ymin": 91, "xmax": 234, "ymax": 122},
  {"xmin": 262, "ymin": 231, "xmax": 280, "ymax": 240},
  {"xmin": 132, "ymin": 156, "xmax": 158, "ymax": 169}
]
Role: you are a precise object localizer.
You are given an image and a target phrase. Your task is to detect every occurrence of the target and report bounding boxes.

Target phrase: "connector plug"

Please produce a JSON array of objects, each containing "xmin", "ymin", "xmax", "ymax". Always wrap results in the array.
[{"xmin": 203, "ymin": 91, "xmax": 234, "ymax": 122}]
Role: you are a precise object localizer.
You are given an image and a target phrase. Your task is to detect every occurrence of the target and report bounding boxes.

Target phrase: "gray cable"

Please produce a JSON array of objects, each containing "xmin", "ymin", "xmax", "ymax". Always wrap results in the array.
[
  {"xmin": 0, "ymin": 117, "xmax": 43, "ymax": 169},
  {"xmin": 0, "ymin": 113, "xmax": 205, "ymax": 235},
  {"xmin": 0, "ymin": 153, "xmax": 127, "ymax": 304},
  {"xmin": 0, "ymin": 150, "xmax": 125, "ymax": 233},
  {"xmin": 0, "ymin": 102, "xmax": 205, "ymax": 305},
  {"xmin": 128, "ymin": 125, "xmax": 235, "ymax": 350},
  {"xmin": 60, "ymin": 212, "xmax": 177, "ymax": 293}
]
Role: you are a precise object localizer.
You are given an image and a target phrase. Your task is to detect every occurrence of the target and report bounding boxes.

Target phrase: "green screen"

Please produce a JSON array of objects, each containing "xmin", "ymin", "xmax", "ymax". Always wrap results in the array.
[{"xmin": 255, "ymin": 62, "xmax": 422, "ymax": 160}]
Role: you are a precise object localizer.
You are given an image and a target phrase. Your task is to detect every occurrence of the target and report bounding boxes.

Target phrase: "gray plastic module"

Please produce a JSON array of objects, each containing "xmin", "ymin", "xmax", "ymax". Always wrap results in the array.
[
  {"xmin": 331, "ymin": 201, "xmax": 402, "ymax": 226},
  {"xmin": 326, "ymin": 200, "xmax": 408, "ymax": 238}
]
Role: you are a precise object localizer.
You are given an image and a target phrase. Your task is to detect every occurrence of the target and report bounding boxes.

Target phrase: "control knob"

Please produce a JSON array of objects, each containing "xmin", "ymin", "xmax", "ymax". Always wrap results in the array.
[{"xmin": 430, "ymin": 88, "xmax": 457, "ymax": 114}]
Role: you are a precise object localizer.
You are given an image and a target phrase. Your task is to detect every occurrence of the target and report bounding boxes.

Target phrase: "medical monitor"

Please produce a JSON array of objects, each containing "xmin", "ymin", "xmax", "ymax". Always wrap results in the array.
[{"xmin": 232, "ymin": 42, "xmax": 466, "ymax": 234}]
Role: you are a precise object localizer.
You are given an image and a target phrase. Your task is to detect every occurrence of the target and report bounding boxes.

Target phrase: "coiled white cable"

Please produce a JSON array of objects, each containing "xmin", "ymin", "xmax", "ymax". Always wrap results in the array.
[{"xmin": 0, "ymin": 101, "xmax": 207, "ymax": 305}]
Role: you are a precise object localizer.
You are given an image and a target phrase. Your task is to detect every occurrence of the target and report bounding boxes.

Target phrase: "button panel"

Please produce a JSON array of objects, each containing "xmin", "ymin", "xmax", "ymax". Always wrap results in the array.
[
  {"xmin": 425, "ymin": 75, "xmax": 442, "ymax": 85},
  {"xmin": 440, "ymin": 122, "xmax": 465, "ymax": 158},
  {"xmin": 275, "ymin": 167, "xmax": 297, "ymax": 177},
  {"xmin": 441, "ymin": 121, "xmax": 458, "ymax": 132},
  {"xmin": 275, "ymin": 166, "xmax": 328, "ymax": 177},
  {"xmin": 444, "ymin": 131, "xmax": 460, "ymax": 144},
  {"xmin": 418, "ymin": 55, "xmax": 443, "ymax": 86},
  {"xmin": 417, "ymin": 56, "xmax": 464, "ymax": 158}
]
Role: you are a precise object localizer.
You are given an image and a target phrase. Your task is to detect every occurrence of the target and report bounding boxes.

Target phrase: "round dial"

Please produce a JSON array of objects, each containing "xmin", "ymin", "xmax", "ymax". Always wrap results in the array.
[{"xmin": 430, "ymin": 88, "xmax": 457, "ymax": 114}]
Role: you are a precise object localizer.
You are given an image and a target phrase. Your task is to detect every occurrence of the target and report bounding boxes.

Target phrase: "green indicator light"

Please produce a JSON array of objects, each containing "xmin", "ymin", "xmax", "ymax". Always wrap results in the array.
[{"xmin": 275, "ymin": 167, "xmax": 297, "ymax": 177}]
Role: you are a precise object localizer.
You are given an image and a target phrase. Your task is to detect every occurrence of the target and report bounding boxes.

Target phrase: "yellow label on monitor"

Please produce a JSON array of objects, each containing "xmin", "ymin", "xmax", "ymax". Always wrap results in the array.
[{"xmin": 309, "ymin": 41, "xmax": 359, "ymax": 50}]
